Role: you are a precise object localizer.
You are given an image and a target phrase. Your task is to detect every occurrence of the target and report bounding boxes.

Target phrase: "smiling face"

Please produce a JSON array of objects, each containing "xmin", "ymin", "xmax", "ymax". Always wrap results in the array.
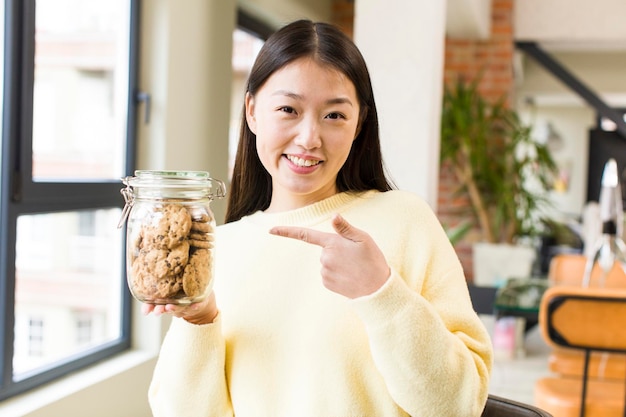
[{"xmin": 245, "ymin": 57, "xmax": 361, "ymax": 212}]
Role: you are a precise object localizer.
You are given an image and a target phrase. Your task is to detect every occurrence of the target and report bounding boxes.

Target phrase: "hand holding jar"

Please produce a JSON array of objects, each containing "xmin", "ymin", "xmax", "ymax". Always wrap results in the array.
[{"xmin": 141, "ymin": 291, "xmax": 219, "ymax": 325}]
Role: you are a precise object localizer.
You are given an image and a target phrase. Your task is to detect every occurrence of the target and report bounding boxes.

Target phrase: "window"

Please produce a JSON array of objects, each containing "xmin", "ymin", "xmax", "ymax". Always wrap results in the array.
[
  {"xmin": 75, "ymin": 313, "xmax": 93, "ymax": 346},
  {"xmin": 27, "ymin": 318, "xmax": 44, "ymax": 358},
  {"xmin": 0, "ymin": 0, "xmax": 138, "ymax": 399}
]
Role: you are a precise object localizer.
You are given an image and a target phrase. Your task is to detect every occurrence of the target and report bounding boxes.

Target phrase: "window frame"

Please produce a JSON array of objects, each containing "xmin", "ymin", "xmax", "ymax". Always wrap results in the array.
[{"xmin": 0, "ymin": 0, "xmax": 139, "ymax": 400}]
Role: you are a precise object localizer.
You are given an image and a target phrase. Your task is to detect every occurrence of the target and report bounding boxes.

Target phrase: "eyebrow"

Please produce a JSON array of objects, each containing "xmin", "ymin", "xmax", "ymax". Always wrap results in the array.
[{"xmin": 271, "ymin": 90, "xmax": 354, "ymax": 107}]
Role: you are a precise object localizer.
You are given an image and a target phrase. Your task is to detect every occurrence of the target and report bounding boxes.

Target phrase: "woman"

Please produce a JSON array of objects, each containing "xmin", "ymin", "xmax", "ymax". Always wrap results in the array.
[{"xmin": 147, "ymin": 19, "xmax": 492, "ymax": 416}]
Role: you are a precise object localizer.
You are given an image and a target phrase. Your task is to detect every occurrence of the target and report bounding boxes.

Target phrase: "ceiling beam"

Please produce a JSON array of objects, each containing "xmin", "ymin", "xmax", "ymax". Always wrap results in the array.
[{"xmin": 516, "ymin": 41, "xmax": 626, "ymax": 139}]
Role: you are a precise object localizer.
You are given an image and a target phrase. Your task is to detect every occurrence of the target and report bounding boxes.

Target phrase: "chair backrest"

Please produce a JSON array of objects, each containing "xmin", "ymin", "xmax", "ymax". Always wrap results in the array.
[
  {"xmin": 539, "ymin": 286, "xmax": 626, "ymax": 416},
  {"xmin": 540, "ymin": 286, "xmax": 626, "ymax": 353},
  {"xmin": 545, "ymin": 255, "xmax": 626, "ymax": 381},
  {"xmin": 481, "ymin": 394, "xmax": 553, "ymax": 416}
]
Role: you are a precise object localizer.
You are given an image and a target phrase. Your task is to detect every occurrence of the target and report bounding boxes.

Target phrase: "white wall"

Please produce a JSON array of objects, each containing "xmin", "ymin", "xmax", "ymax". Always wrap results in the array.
[
  {"xmin": 354, "ymin": 0, "xmax": 447, "ymax": 207},
  {"xmin": 515, "ymin": 0, "xmax": 626, "ymax": 47},
  {"xmin": 446, "ymin": 0, "xmax": 492, "ymax": 40},
  {"xmin": 520, "ymin": 104, "xmax": 596, "ymax": 218}
]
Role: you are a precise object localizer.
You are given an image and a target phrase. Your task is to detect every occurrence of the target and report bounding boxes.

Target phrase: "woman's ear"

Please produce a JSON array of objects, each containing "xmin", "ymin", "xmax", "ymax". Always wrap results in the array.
[{"xmin": 245, "ymin": 92, "xmax": 257, "ymax": 134}]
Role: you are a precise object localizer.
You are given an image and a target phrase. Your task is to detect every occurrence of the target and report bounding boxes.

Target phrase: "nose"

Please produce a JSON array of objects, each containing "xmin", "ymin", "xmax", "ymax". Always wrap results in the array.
[{"xmin": 293, "ymin": 116, "xmax": 322, "ymax": 150}]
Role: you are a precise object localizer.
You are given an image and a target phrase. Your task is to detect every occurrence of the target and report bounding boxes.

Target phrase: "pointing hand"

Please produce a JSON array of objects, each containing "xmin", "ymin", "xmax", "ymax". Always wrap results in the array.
[{"xmin": 269, "ymin": 214, "xmax": 390, "ymax": 298}]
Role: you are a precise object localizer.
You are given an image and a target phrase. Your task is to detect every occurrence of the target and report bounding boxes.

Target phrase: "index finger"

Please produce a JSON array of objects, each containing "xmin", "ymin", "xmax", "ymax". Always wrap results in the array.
[{"xmin": 269, "ymin": 226, "xmax": 334, "ymax": 247}]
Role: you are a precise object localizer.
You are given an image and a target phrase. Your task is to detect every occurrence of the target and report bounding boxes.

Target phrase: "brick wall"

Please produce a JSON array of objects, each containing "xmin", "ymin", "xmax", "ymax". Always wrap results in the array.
[
  {"xmin": 439, "ymin": 0, "xmax": 515, "ymax": 281},
  {"xmin": 331, "ymin": 0, "xmax": 355, "ymax": 38},
  {"xmin": 331, "ymin": 0, "xmax": 516, "ymax": 282}
]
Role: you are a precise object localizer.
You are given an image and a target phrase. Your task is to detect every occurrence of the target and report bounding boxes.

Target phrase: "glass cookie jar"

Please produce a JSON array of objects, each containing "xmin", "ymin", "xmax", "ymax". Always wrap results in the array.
[{"xmin": 118, "ymin": 170, "xmax": 226, "ymax": 305}]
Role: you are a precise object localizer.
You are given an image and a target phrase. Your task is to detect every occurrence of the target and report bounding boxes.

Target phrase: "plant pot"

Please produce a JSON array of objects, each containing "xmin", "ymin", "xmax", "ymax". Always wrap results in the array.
[{"xmin": 472, "ymin": 242, "xmax": 536, "ymax": 287}]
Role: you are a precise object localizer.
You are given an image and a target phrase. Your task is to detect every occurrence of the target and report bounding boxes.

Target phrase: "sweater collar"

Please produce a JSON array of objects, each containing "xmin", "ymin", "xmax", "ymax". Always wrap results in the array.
[{"xmin": 243, "ymin": 190, "xmax": 376, "ymax": 228}]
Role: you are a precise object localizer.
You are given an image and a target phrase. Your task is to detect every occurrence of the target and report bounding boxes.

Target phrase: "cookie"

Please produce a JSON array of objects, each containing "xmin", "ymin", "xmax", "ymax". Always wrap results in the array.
[
  {"xmin": 143, "ymin": 204, "xmax": 192, "ymax": 249},
  {"xmin": 154, "ymin": 274, "xmax": 184, "ymax": 299},
  {"xmin": 131, "ymin": 260, "xmax": 183, "ymax": 300},
  {"xmin": 188, "ymin": 238, "xmax": 213, "ymax": 249},
  {"xmin": 128, "ymin": 202, "xmax": 215, "ymax": 303},
  {"xmin": 189, "ymin": 232, "xmax": 213, "ymax": 241},
  {"xmin": 141, "ymin": 241, "xmax": 190, "ymax": 279},
  {"xmin": 190, "ymin": 220, "xmax": 212, "ymax": 233},
  {"xmin": 182, "ymin": 249, "xmax": 211, "ymax": 297}
]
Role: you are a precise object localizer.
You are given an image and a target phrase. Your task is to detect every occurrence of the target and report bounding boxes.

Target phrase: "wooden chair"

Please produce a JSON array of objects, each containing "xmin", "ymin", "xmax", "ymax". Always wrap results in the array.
[
  {"xmin": 534, "ymin": 286, "xmax": 626, "ymax": 417},
  {"xmin": 545, "ymin": 254, "xmax": 626, "ymax": 382},
  {"xmin": 482, "ymin": 394, "xmax": 553, "ymax": 416}
]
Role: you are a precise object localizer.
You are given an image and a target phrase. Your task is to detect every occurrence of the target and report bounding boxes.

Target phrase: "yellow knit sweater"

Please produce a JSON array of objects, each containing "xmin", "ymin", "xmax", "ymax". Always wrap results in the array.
[{"xmin": 149, "ymin": 190, "xmax": 493, "ymax": 417}]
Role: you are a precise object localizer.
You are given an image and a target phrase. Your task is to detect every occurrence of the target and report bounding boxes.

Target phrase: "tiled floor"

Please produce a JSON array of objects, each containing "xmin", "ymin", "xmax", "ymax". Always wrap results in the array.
[{"xmin": 482, "ymin": 315, "xmax": 553, "ymax": 406}]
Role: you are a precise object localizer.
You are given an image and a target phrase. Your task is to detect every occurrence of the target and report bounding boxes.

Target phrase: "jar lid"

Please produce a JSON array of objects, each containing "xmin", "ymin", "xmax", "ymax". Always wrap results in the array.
[
  {"xmin": 126, "ymin": 170, "xmax": 213, "ymax": 189},
  {"xmin": 118, "ymin": 170, "xmax": 226, "ymax": 228}
]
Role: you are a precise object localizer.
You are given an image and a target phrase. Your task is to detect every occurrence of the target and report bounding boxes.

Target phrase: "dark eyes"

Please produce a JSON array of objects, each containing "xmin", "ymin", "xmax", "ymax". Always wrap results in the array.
[
  {"xmin": 325, "ymin": 112, "xmax": 345, "ymax": 120},
  {"xmin": 278, "ymin": 106, "xmax": 296, "ymax": 114},
  {"xmin": 277, "ymin": 107, "xmax": 345, "ymax": 120}
]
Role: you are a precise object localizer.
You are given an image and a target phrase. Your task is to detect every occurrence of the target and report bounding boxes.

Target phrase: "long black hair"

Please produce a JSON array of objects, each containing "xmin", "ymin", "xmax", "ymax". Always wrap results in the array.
[{"xmin": 225, "ymin": 19, "xmax": 394, "ymax": 223}]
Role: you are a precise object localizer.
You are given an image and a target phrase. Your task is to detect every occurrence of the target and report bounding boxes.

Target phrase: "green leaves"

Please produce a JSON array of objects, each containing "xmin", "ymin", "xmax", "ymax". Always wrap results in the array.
[{"xmin": 440, "ymin": 76, "xmax": 558, "ymax": 244}]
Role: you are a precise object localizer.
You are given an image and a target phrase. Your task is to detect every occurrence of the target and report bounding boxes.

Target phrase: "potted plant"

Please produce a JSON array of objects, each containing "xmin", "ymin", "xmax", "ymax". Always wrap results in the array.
[{"xmin": 440, "ymin": 75, "xmax": 558, "ymax": 286}]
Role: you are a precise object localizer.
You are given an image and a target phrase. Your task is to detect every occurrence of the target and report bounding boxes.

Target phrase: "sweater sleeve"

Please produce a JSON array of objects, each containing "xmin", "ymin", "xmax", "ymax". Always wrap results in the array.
[
  {"xmin": 350, "ymin": 268, "xmax": 492, "ymax": 416},
  {"xmin": 149, "ymin": 313, "xmax": 232, "ymax": 417}
]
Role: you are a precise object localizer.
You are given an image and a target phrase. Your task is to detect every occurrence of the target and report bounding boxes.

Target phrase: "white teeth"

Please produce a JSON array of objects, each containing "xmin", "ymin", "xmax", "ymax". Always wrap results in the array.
[{"xmin": 287, "ymin": 155, "xmax": 321, "ymax": 167}]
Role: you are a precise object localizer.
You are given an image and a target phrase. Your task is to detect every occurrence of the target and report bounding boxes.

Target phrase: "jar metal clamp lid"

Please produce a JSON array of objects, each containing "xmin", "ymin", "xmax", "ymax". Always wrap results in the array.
[{"xmin": 117, "ymin": 170, "xmax": 226, "ymax": 228}]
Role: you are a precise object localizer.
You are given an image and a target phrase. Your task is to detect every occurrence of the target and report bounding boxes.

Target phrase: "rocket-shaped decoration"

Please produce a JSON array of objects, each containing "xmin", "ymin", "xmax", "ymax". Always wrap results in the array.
[
  {"xmin": 582, "ymin": 158, "xmax": 626, "ymax": 287},
  {"xmin": 598, "ymin": 158, "xmax": 623, "ymax": 238}
]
